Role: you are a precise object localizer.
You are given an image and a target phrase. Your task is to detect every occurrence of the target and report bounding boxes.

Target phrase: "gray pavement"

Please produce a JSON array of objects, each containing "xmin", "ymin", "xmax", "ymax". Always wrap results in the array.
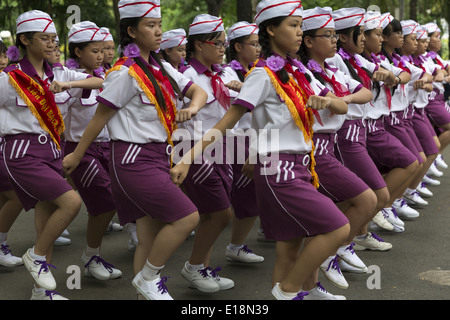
[{"xmin": 1, "ymin": 147, "xmax": 450, "ymax": 302}]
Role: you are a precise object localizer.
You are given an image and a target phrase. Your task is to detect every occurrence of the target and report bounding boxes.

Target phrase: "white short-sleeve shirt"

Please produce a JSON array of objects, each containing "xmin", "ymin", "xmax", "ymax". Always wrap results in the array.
[{"xmin": 97, "ymin": 56, "xmax": 193, "ymax": 144}]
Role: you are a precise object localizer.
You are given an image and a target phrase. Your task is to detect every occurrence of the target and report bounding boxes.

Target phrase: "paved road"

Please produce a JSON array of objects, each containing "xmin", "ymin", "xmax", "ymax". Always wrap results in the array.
[{"xmin": 1, "ymin": 148, "xmax": 450, "ymax": 302}]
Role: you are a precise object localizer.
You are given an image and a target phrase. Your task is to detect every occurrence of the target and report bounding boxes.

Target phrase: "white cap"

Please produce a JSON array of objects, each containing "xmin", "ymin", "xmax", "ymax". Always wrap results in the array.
[
  {"xmin": 380, "ymin": 12, "xmax": 394, "ymax": 30},
  {"xmin": 301, "ymin": 7, "xmax": 334, "ymax": 31},
  {"xmin": 100, "ymin": 27, "xmax": 114, "ymax": 42},
  {"xmin": 118, "ymin": 0, "xmax": 161, "ymax": 20},
  {"xmin": 423, "ymin": 22, "xmax": 440, "ymax": 34},
  {"xmin": 0, "ymin": 36, "xmax": 3, "ymax": 42},
  {"xmin": 16, "ymin": 10, "xmax": 57, "ymax": 34},
  {"xmin": 227, "ymin": 21, "xmax": 259, "ymax": 41},
  {"xmin": 254, "ymin": 0, "xmax": 303, "ymax": 26},
  {"xmin": 68, "ymin": 21, "xmax": 103, "ymax": 43},
  {"xmin": 189, "ymin": 14, "xmax": 224, "ymax": 35},
  {"xmin": 332, "ymin": 7, "xmax": 365, "ymax": 30},
  {"xmin": 364, "ymin": 11, "xmax": 382, "ymax": 31},
  {"xmin": 416, "ymin": 25, "xmax": 428, "ymax": 40},
  {"xmin": 401, "ymin": 20, "xmax": 419, "ymax": 35},
  {"xmin": 160, "ymin": 28, "xmax": 187, "ymax": 50}
]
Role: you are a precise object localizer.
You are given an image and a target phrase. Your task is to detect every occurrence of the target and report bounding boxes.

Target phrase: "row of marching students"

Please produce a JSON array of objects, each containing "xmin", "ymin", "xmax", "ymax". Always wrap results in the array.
[{"xmin": 0, "ymin": 0, "xmax": 448, "ymax": 301}]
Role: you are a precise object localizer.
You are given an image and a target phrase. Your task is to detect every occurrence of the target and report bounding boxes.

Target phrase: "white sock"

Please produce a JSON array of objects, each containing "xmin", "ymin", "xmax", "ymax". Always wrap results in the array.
[
  {"xmin": 33, "ymin": 285, "xmax": 45, "ymax": 293},
  {"xmin": 30, "ymin": 246, "xmax": 46, "ymax": 261},
  {"xmin": 186, "ymin": 262, "xmax": 204, "ymax": 272},
  {"xmin": 356, "ymin": 234, "xmax": 367, "ymax": 240},
  {"xmin": 276, "ymin": 283, "xmax": 298, "ymax": 299},
  {"xmin": 227, "ymin": 243, "xmax": 243, "ymax": 251},
  {"xmin": 0, "ymin": 232, "xmax": 7, "ymax": 243},
  {"xmin": 405, "ymin": 188, "xmax": 415, "ymax": 195},
  {"xmin": 84, "ymin": 246, "xmax": 100, "ymax": 257},
  {"xmin": 141, "ymin": 260, "xmax": 163, "ymax": 281}
]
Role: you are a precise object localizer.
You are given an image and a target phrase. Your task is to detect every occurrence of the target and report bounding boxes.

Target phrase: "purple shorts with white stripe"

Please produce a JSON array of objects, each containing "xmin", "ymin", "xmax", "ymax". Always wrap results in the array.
[
  {"xmin": 109, "ymin": 140, "xmax": 197, "ymax": 225},
  {"xmin": 65, "ymin": 141, "xmax": 116, "ymax": 216},
  {"xmin": 3, "ymin": 133, "xmax": 73, "ymax": 211},
  {"xmin": 426, "ymin": 91, "xmax": 450, "ymax": 127},
  {"xmin": 0, "ymin": 138, "xmax": 13, "ymax": 192},
  {"xmin": 335, "ymin": 119, "xmax": 386, "ymax": 190},
  {"xmin": 412, "ymin": 107, "xmax": 440, "ymax": 156},
  {"xmin": 254, "ymin": 153, "xmax": 349, "ymax": 241},
  {"xmin": 313, "ymin": 133, "xmax": 369, "ymax": 203}
]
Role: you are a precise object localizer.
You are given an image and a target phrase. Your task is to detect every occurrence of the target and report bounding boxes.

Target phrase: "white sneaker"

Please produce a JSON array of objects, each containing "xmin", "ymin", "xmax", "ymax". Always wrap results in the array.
[
  {"xmin": 107, "ymin": 222, "xmax": 123, "ymax": 232},
  {"xmin": 0, "ymin": 243, "xmax": 23, "ymax": 267},
  {"xmin": 427, "ymin": 162, "xmax": 443, "ymax": 177},
  {"xmin": 85, "ymin": 266, "xmax": 122, "ymax": 279},
  {"xmin": 54, "ymin": 236, "xmax": 71, "ymax": 246},
  {"xmin": 404, "ymin": 190, "xmax": 428, "ymax": 207},
  {"xmin": 126, "ymin": 223, "xmax": 138, "ymax": 251},
  {"xmin": 303, "ymin": 282, "xmax": 346, "ymax": 300},
  {"xmin": 320, "ymin": 255, "xmax": 348, "ymax": 289},
  {"xmin": 132, "ymin": 272, "xmax": 173, "ymax": 300},
  {"xmin": 392, "ymin": 198, "xmax": 420, "ymax": 219},
  {"xmin": 30, "ymin": 289, "xmax": 68, "ymax": 300},
  {"xmin": 417, "ymin": 182, "xmax": 433, "ymax": 198},
  {"xmin": 383, "ymin": 208, "xmax": 405, "ymax": 232},
  {"xmin": 81, "ymin": 252, "xmax": 113, "ymax": 281},
  {"xmin": 207, "ymin": 266, "xmax": 234, "ymax": 290},
  {"xmin": 435, "ymin": 154, "xmax": 448, "ymax": 169},
  {"xmin": 371, "ymin": 211, "xmax": 395, "ymax": 231},
  {"xmin": 181, "ymin": 262, "xmax": 220, "ymax": 292},
  {"xmin": 336, "ymin": 244, "xmax": 367, "ymax": 271},
  {"xmin": 226, "ymin": 245, "xmax": 264, "ymax": 263},
  {"xmin": 338, "ymin": 259, "xmax": 368, "ymax": 274},
  {"xmin": 22, "ymin": 248, "xmax": 57, "ymax": 290},
  {"xmin": 271, "ymin": 283, "xmax": 308, "ymax": 300},
  {"xmin": 61, "ymin": 229, "xmax": 70, "ymax": 237},
  {"xmin": 422, "ymin": 174, "xmax": 440, "ymax": 186},
  {"xmin": 353, "ymin": 232, "xmax": 392, "ymax": 251}
]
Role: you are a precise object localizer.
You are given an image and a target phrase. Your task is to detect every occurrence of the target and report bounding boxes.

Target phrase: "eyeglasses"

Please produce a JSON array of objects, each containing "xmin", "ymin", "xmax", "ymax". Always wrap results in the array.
[
  {"xmin": 33, "ymin": 36, "xmax": 57, "ymax": 45},
  {"xmin": 243, "ymin": 42, "xmax": 262, "ymax": 49},
  {"xmin": 309, "ymin": 34, "xmax": 339, "ymax": 41},
  {"xmin": 202, "ymin": 40, "xmax": 228, "ymax": 49}
]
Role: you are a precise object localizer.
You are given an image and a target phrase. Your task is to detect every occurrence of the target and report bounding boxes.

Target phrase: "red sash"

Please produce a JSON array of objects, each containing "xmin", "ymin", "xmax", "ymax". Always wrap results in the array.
[
  {"xmin": 348, "ymin": 58, "xmax": 372, "ymax": 90},
  {"xmin": 8, "ymin": 69, "xmax": 64, "ymax": 148}
]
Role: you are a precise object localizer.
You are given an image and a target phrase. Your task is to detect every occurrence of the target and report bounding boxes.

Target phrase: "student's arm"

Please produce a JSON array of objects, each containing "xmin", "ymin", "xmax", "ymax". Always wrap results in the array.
[
  {"xmin": 49, "ymin": 76, "xmax": 104, "ymax": 93},
  {"xmin": 170, "ymin": 104, "xmax": 247, "ymax": 186},
  {"xmin": 63, "ymin": 103, "xmax": 116, "ymax": 174},
  {"xmin": 176, "ymin": 83, "xmax": 208, "ymax": 123},
  {"xmin": 340, "ymin": 87, "xmax": 373, "ymax": 105}
]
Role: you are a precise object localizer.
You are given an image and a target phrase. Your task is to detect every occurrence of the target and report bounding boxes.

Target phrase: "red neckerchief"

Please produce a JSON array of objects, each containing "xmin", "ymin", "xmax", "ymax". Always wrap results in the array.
[
  {"xmin": 204, "ymin": 69, "xmax": 231, "ymax": 110},
  {"xmin": 339, "ymin": 49, "xmax": 372, "ymax": 90}
]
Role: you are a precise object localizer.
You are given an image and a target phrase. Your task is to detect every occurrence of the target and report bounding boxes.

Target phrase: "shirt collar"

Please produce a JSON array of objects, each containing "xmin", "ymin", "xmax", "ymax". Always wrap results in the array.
[
  {"xmin": 20, "ymin": 55, "xmax": 54, "ymax": 82},
  {"xmin": 189, "ymin": 58, "xmax": 223, "ymax": 75}
]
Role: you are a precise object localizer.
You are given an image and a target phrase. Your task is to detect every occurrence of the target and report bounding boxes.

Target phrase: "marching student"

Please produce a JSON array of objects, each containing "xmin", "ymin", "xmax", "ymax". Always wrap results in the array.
[
  {"xmin": 100, "ymin": 27, "xmax": 116, "ymax": 72},
  {"xmin": 0, "ymin": 37, "xmax": 9, "ymax": 70},
  {"xmin": 327, "ymin": 7, "xmax": 394, "ymax": 249},
  {"xmin": 360, "ymin": 11, "xmax": 418, "ymax": 232},
  {"xmin": 170, "ymin": 0, "xmax": 351, "ymax": 300},
  {"xmin": 223, "ymin": 21, "xmax": 264, "ymax": 264},
  {"xmin": 65, "ymin": 21, "xmax": 122, "ymax": 281},
  {"xmin": 176, "ymin": 13, "xmax": 238, "ymax": 292},
  {"xmin": 160, "ymin": 28, "xmax": 187, "ymax": 71},
  {"xmin": 0, "ymin": 10, "xmax": 103, "ymax": 300},
  {"xmin": 63, "ymin": 0, "xmax": 208, "ymax": 300},
  {"xmin": 297, "ymin": 6, "xmax": 376, "ymax": 297},
  {"xmin": 379, "ymin": 13, "xmax": 432, "ymax": 220},
  {"xmin": 400, "ymin": 20, "xmax": 440, "ymax": 208}
]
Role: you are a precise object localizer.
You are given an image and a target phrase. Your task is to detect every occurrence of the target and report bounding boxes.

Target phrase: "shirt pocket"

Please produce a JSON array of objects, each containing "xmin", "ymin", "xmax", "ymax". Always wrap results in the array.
[{"xmin": 138, "ymin": 92, "xmax": 159, "ymax": 121}]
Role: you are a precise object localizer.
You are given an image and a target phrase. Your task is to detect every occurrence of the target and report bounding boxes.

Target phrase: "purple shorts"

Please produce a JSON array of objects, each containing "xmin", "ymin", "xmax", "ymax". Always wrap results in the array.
[
  {"xmin": 412, "ymin": 107, "xmax": 440, "ymax": 156},
  {"xmin": 181, "ymin": 140, "xmax": 232, "ymax": 215},
  {"xmin": 3, "ymin": 134, "xmax": 73, "ymax": 211},
  {"xmin": 65, "ymin": 141, "xmax": 116, "ymax": 216},
  {"xmin": 366, "ymin": 118, "xmax": 418, "ymax": 173},
  {"xmin": 384, "ymin": 111, "xmax": 423, "ymax": 164},
  {"xmin": 314, "ymin": 133, "xmax": 369, "ymax": 203},
  {"xmin": 335, "ymin": 119, "xmax": 386, "ymax": 190},
  {"xmin": 109, "ymin": 141, "xmax": 197, "ymax": 225},
  {"xmin": 426, "ymin": 91, "xmax": 450, "ymax": 127},
  {"xmin": 0, "ymin": 138, "xmax": 13, "ymax": 192},
  {"xmin": 229, "ymin": 136, "xmax": 257, "ymax": 219},
  {"xmin": 254, "ymin": 153, "xmax": 349, "ymax": 241}
]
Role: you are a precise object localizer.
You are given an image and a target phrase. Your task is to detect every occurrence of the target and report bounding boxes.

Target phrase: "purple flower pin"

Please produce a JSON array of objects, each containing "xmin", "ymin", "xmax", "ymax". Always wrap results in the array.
[
  {"xmin": 123, "ymin": 43, "xmax": 140, "ymax": 58},
  {"xmin": 230, "ymin": 60, "xmax": 244, "ymax": 71},
  {"xmin": 65, "ymin": 58, "xmax": 79, "ymax": 69},
  {"xmin": 306, "ymin": 59, "xmax": 322, "ymax": 73},
  {"xmin": 266, "ymin": 55, "xmax": 285, "ymax": 72},
  {"xmin": 6, "ymin": 45, "xmax": 20, "ymax": 62}
]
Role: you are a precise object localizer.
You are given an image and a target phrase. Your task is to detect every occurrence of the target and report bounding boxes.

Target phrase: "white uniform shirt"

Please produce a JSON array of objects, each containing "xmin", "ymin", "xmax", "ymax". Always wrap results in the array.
[
  {"xmin": 406, "ymin": 55, "xmax": 433, "ymax": 109},
  {"xmin": 233, "ymin": 60, "xmax": 329, "ymax": 155},
  {"xmin": 326, "ymin": 53, "xmax": 378, "ymax": 120},
  {"xmin": 0, "ymin": 57, "xmax": 89, "ymax": 137},
  {"xmin": 97, "ymin": 56, "xmax": 193, "ymax": 144}
]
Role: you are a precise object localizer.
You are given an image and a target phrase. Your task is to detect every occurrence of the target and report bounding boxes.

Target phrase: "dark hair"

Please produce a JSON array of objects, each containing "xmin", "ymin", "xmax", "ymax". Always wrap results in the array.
[
  {"xmin": 225, "ymin": 35, "xmax": 251, "ymax": 81},
  {"xmin": 10, "ymin": 32, "xmax": 35, "ymax": 63},
  {"xmin": 185, "ymin": 31, "xmax": 222, "ymax": 62},
  {"xmin": 68, "ymin": 41, "xmax": 94, "ymax": 61},
  {"xmin": 297, "ymin": 28, "xmax": 327, "ymax": 87},
  {"xmin": 336, "ymin": 26, "xmax": 374, "ymax": 86},
  {"xmin": 119, "ymin": 17, "xmax": 183, "ymax": 110},
  {"xmin": 361, "ymin": 29, "xmax": 381, "ymax": 101},
  {"xmin": 380, "ymin": 19, "xmax": 402, "ymax": 95},
  {"xmin": 0, "ymin": 41, "xmax": 6, "ymax": 54}
]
